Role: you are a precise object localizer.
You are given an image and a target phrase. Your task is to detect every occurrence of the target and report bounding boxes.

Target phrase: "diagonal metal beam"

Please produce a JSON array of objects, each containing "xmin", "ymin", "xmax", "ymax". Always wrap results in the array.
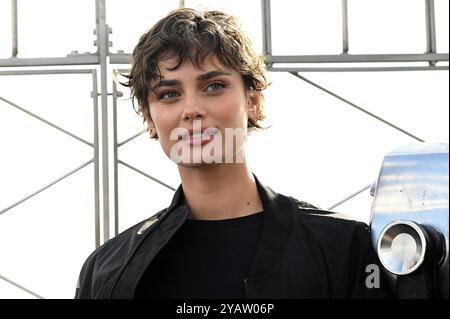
[
  {"xmin": 117, "ymin": 130, "xmax": 146, "ymax": 147},
  {"xmin": 118, "ymin": 160, "xmax": 176, "ymax": 191},
  {"xmin": 0, "ymin": 274, "xmax": 44, "ymax": 299},
  {"xmin": 0, "ymin": 159, "xmax": 93, "ymax": 216},
  {"xmin": 0, "ymin": 96, "xmax": 93, "ymax": 147},
  {"xmin": 290, "ymin": 73, "xmax": 425, "ymax": 142},
  {"xmin": 327, "ymin": 183, "xmax": 372, "ymax": 210}
]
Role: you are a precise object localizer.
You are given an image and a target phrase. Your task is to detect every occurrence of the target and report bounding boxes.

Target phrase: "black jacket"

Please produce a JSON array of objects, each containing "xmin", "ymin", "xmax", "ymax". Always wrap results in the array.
[{"xmin": 75, "ymin": 176, "xmax": 390, "ymax": 299}]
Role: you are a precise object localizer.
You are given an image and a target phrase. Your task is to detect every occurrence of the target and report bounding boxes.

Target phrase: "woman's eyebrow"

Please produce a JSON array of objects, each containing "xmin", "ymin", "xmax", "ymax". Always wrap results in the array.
[
  {"xmin": 157, "ymin": 79, "xmax": 180, "ymax": 87},
  {"xmin": 196, "ymin": 70, "xmax": 231, "ymax": 81},
  {"xmin": 157, "ymin": 70, "xmax": 231, "ymax": 88}
]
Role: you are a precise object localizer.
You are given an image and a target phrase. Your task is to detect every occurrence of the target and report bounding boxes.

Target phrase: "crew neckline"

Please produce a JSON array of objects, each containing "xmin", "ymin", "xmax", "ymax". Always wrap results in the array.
[{"xmin": 183, "ymin": 211, "xmax": 264, "ymax": 234}]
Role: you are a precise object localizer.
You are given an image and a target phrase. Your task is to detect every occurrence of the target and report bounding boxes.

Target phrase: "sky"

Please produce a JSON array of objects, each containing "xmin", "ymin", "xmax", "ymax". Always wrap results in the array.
[{"xmin": 0, "ymin": 0, "xmax": 448, "ymax": 298}]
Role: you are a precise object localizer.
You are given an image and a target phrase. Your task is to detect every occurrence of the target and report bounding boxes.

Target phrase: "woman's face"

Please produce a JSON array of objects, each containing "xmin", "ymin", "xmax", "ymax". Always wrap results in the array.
[{"xmin": 145, "ymin": 55, "xmax": 259, "ymax": 167}]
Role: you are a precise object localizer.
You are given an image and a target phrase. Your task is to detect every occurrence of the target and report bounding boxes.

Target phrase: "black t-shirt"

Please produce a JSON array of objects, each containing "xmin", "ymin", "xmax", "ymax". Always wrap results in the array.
[{"xmin": 134, "ymin": 211, "xmax": 264, "ymax": 299}]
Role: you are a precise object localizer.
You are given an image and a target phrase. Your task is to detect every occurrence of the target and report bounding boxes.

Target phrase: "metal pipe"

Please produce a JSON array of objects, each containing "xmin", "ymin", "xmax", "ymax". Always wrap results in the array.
[
  {"xmin": 268, "ymin": 65, "xmax": 449, "ymax": 72},
  {"xmin": 118, "ymin": 160, "xmax": 176, "ymax": 191},
  {"xmin": 92, "ymin": 70, "xmax": 101, "ymax": 248},
  {"xmin": 0, "ymin": 55, "xmax": 100, "ymax": 67},
  {"xmin": 425, "ymin": 0, "xmax": 437, "ymax": 65},
  {"xmin": 0, "ymin": 69, "xmax": 93, "ymax": 76},
  {"xmin": 112, "ymin": 82, "xmax": 119, "ymax": 236},
  {"xmin": 290, "ymin": 73, "xmax": 426, "ymax": 142},
  {"xmin": 11, "ymin": 0, "xmax": 18, "ymax": 57},
  {"xmin": 95, "ymin": 0, "xmax": 110, "ymax": 243},
  {"xmin": 0, "ymin": 160, "xmax": 93, "ymax": 216},
  {"xmin": 109, "ymin": 53, "xmax": 131, "ymax": 64},
  {"xmin": 110, "ymin": 52, "xmax": 449, "ymax": 65},
  {"xmin": 261, "ymin": 0, "xmax": 272, "ymax": 59},
  {"xmin": 266, "ymin": 53, "xmax": 448, "ymax": 64},
  {"xmin": 0, "ymin": 96, "xmax": 93, "ymax": 146},
  {"xmin": 0, "ymin": 274, "xmax": 44, "ymax": 299},
  {"xmin": 327, "ymin": 184, "xmax": 372, "ymax": 210},
  {"xmin": 342, "ymin": 0, "xmax": 349, "ymax": 54}
]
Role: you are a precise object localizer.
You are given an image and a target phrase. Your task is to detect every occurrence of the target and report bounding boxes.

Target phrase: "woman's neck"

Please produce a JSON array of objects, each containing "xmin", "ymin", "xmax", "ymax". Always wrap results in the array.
[{"xmin": 178, "ymin": 163, "xmax": 263, "ymax": 220}]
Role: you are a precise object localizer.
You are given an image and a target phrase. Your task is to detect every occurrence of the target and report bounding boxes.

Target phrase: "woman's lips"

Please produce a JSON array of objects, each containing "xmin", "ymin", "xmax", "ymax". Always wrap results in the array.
[
  {"xmin": 185, "ymin": 135, "xmax": 214, "ymax": 145},
  {"xmin": 180, "ymin": 128, "xmax": 219, "ymax": 146}
]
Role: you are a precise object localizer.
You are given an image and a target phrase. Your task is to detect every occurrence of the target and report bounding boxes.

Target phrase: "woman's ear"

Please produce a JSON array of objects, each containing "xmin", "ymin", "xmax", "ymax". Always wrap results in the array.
[
  {"xmin": 142, "ymin": 106, "xmax": 156, "ymax": 136},
  {"xmin": 247, "ymin": 91, "xmax": 262, "ymax": 120}
]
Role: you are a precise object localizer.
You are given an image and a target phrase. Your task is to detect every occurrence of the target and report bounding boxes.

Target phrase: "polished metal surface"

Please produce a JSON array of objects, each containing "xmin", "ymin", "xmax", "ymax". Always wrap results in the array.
[
  {"xmin": 370, "ymin": 142, "xmax": 449, "ymax": 297},
  {"xmin": 377, "ymin": 220, "xmax": 427, "ymax": 275}
]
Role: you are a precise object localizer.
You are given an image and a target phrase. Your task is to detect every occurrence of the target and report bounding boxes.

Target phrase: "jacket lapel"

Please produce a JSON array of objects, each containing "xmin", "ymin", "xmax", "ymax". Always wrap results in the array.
[
  {"xmin": 249, "ymin": 175, "xmax": 295, "ymax": 278},
  {"xmin": 110, "ymin": 185, "xmax": 189, "ymax": 298}
]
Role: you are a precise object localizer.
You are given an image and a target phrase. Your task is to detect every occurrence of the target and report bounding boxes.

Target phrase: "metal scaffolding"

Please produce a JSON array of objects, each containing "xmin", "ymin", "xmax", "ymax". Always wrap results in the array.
[{"xmin": 0, "ymin": 0, "xmax": 448, "ymax": 298}]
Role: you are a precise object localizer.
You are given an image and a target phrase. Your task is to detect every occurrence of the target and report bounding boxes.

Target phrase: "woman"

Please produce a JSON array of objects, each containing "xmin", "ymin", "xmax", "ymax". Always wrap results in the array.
[{"xmin": 75, "ymin": 8, "xmax": 389, "ymax": 299}]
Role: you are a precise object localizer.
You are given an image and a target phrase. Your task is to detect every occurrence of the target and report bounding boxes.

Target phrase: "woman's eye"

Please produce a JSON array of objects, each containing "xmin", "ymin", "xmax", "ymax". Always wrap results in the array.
[
  {"xmin": 158, "ymin": 91, "xmax": 179, "ymax": 100},
  {"xmin": 206, "ymin": 82, "xmax": 226, "ymax": 91}
]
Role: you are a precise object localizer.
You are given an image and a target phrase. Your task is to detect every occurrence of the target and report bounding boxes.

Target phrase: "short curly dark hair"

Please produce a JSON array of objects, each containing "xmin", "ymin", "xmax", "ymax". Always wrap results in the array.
[{"xmin": 122, "ymin": 8, "xmax": 268, "ymax": 139}]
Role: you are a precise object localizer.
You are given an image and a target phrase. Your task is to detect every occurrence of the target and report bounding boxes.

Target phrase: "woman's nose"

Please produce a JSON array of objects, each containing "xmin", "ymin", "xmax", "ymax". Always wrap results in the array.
[{"xmin": 182, "ymin": 94, "xmax": 206, "ymax": 121}]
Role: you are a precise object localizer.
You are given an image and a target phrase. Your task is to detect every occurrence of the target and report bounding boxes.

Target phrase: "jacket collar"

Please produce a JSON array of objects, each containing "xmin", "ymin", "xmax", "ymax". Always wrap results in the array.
[
  {"xmin": 249, "ymin": 175, "xmax": 294, "ymax": 278},
  {"xmin": 167, "ymin": 182, "xmax": 185, "ymax": 212}
]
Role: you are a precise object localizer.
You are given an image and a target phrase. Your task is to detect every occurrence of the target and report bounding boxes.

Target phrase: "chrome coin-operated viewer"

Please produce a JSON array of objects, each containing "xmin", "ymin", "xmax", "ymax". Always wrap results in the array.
[{"xmin": 370, "ymin": 142, "xmax": 449, "ymax": 299}]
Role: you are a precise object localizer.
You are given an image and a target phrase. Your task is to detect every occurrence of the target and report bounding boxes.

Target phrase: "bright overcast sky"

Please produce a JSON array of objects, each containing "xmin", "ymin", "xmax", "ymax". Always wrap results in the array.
[{"xmin": 0, "ymin": 0, "xmax": 448, "ymax": 298}]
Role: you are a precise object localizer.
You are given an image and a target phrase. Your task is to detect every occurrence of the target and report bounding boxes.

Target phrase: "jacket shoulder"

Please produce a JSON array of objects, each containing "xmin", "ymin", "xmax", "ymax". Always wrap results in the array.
[
  {"xmin": 290, "ymin": 196, "xmax": 371, "ymax": 250},
  {"xmin": 75, "ymin": 208, "xmax": 167, "ymax": 298},
  {"xmin": 292, "ymin": 197, "xmax": 358, "ymax": 220},
  {"xmin": 289, "ymin": 196, "xmax": 390, "ymax": 298},
  {"xmin": 91, "ymin": 208, "xmax": 166, "ymax": 260}
]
